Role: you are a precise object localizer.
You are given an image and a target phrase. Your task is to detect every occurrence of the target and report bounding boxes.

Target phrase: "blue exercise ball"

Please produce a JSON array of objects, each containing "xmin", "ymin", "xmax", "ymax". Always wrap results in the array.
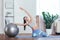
[{"xmin": 4, "ymin": 23, "xmax": 19, "ymax": 37}]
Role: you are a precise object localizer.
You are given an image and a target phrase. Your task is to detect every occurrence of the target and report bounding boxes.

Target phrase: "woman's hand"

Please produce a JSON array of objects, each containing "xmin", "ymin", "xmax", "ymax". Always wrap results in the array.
[
  {"xmin": 13, "ymin": 22, "xmax": 28, "ymax": 26},
  {"xmin": 20, "ymin": 7, "xmax": 25, "ymax": 11}
]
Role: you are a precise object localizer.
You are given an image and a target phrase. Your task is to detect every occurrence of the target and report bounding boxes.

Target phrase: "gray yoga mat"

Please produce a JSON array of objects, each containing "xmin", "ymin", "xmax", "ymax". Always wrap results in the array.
[
  {"xmin": 16, "ymin": 35, "xmax": 60, "ymax": 38},
  {"xmin": 16, "ymin": 35, "xmax": 32, "ymax": 38}
]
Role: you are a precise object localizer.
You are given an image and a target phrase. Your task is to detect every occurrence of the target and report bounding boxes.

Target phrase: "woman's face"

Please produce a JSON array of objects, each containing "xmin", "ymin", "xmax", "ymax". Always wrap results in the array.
[{"xmin": 24, "ymin": 16, "xmax": 29, "ymax": 21}]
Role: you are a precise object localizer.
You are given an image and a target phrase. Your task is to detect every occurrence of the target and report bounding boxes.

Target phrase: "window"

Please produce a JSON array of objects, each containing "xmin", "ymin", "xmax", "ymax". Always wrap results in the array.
[{"xmin": 36, "ymin": 0, "xmax": 60, "ymax": 15}]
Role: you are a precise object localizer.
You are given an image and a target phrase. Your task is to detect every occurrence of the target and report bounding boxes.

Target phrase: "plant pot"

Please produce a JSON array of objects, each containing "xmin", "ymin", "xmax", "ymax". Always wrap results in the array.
[{"xmin": 46, "ymin": 29, "xmax": 52, "ymax": 35}]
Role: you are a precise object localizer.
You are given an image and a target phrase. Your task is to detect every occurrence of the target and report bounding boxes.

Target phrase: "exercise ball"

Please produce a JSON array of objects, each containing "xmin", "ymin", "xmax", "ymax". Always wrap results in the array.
[{"xmin": 4, "ymin": 23, "xmax": 19, "ymax": 37}]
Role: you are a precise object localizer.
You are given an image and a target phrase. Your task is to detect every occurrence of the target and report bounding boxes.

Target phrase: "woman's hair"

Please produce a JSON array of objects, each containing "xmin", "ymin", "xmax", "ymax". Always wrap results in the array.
[{"xmin": 23, "ymin": 17, "xmax": 27, "ymax": 30}]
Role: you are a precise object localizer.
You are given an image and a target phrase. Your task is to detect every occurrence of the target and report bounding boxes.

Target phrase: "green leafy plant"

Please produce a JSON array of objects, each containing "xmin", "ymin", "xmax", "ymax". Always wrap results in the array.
[{"xmin": 42, "ymin": 12, "xmax": 59, "ymax": 29}]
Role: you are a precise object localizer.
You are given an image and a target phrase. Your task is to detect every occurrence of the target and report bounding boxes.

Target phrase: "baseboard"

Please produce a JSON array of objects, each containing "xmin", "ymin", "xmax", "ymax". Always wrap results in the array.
[{"xmin": 0, "ymin": 32, "xmax": 4, "ymax": 34}]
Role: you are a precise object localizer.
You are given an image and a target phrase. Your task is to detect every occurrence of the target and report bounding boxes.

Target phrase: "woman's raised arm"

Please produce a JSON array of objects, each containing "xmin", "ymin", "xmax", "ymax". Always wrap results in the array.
[
  {"xmin": 14, "ymin": 23, "xmax": 28, "ymax": 26},
  {"xmin": 20, "ymin": 7, "xmax": 33, "ymax": 22}
]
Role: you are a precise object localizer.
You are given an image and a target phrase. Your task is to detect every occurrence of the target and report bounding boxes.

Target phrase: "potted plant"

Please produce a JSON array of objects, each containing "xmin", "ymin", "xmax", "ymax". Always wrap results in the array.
[{"xmin": 42, "ymin": 12, "xmax": 59, "ymax": 35}]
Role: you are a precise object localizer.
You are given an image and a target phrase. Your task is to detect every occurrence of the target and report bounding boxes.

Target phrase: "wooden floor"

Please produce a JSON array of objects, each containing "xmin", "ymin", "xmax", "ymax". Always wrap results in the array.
[
  {"xmin": 0, "ymin": 34, "xmax": 35, "ymax": 40},
  {"xmin": 1, "ymin": 34, "xmax": 60, "ymax": 40}
]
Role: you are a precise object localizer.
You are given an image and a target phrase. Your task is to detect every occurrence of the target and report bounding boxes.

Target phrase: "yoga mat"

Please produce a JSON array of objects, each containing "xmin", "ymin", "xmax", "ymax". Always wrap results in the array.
[
  {"xmin": 16, "ymin": 35, "xmax": 60, "ymax": 38},
  {"xmin": 15, "ymin": 35, "xmax": 60, "ymax": 40},
  {"xmin": 16, "ymin": 35, "xmax": 32, "ymax": 38}
]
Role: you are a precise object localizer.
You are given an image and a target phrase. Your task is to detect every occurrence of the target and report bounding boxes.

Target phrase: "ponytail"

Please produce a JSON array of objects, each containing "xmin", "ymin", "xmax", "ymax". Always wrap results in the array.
[{"xmin": 24, "ymin": 19, "xmax": 26, "ymax": 30}]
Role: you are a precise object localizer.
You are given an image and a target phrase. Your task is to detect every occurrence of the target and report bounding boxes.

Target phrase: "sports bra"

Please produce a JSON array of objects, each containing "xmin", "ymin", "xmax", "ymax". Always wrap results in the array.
[{"xmin": 28, "ymin": 20, "xmax": 36, "ymax": 28}]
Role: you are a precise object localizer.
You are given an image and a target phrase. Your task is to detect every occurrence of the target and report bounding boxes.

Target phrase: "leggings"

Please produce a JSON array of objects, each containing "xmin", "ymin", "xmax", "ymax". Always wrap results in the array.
[{"xmin": 32, "ymin": 29, "xmax": 48, "ymax": 37}]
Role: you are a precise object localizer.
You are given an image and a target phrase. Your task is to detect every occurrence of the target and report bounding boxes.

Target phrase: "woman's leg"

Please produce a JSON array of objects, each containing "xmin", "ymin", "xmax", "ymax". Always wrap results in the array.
[
  {"xmin": 39, "ymin": 30, "xmax": 48, "ymax": 37},
  {"xmin": 32, "ymin": 30, "xmax": 38, "ymax": 37},
  {"xmin": 40, "ymin": 31, "xmax": 48, "ymax": 37},
  {"xmin": 32, "ymin": 29, "xmax": 42, "ymax": 37},
  {"xmin": 32, "ymin": 29, "xmax": 48, "ymax": 37},
  {"xmin": 32, "ymin": 32, "xmax": 37, "ymax": 37}
]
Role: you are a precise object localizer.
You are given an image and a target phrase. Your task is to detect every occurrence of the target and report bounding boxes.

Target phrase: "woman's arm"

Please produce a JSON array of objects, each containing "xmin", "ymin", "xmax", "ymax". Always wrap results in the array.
[
  {"xmin": 14, "ymin": 23, "xmax": 28, "ymax": 26},
  {"xmin": 20, "ymin": 7, "xmax": 33, "ymax": 22}
]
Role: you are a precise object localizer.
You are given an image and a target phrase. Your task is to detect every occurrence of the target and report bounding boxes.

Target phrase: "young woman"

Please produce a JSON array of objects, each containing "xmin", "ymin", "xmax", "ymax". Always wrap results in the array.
[{"xmin": 15, "ymin": 7, "xmax": 48, "ymax": 37}]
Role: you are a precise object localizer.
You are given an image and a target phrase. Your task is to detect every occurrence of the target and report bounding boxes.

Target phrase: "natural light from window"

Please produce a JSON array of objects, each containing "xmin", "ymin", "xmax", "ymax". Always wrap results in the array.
[{"xmin": 36, "ymin": 0, "xmax": 60, "ymax": 15}]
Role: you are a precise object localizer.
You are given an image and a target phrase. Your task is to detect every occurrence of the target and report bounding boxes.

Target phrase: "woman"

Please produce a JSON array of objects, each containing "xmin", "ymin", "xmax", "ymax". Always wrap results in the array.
[{"xmin": 15, "ymin": 7, "xmax": 48, "ymax": 37}]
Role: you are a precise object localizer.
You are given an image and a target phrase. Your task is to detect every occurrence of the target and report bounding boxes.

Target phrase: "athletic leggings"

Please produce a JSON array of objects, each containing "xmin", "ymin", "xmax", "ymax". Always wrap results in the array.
[{"xmin": 32, "ymin": 29, "xmax": 48, "ymax": 37}]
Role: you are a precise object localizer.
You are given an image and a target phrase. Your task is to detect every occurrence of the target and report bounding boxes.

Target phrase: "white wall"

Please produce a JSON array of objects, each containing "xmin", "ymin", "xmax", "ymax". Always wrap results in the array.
[
  {"xmin": 36, "ymin": 0, "xmax": 60, "ymax": 16},
  {"xmin": 0, "ymin": 0, "xmax": 4, "ymax": 34},
  {"xmin": 14, "ymin": 0, "xmax": 36, "ymax": 33}
]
